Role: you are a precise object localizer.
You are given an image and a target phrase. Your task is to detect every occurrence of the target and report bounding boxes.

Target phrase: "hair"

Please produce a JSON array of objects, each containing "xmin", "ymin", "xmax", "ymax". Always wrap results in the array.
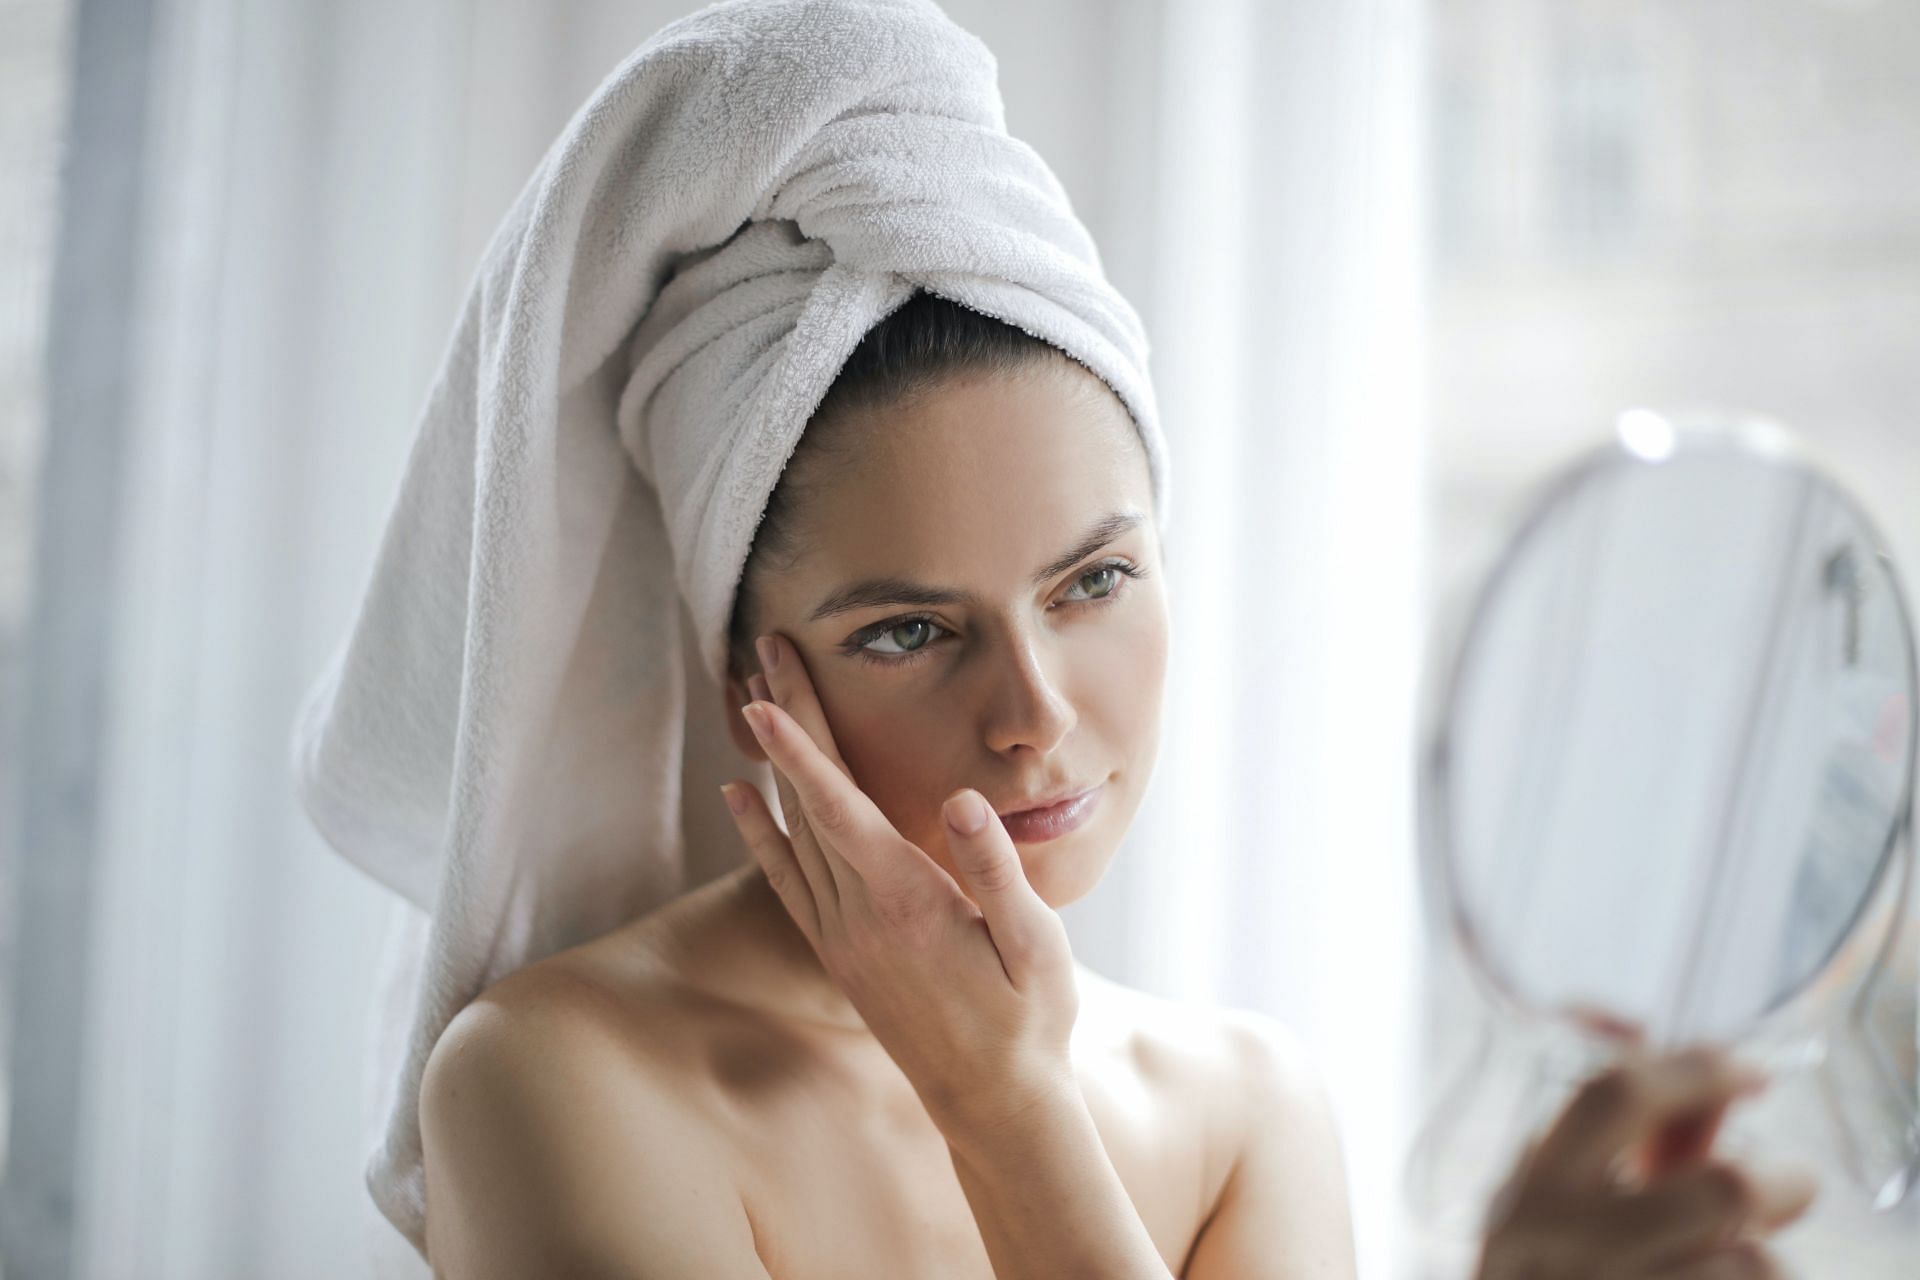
[{"xmin": 725, "ymin": 289, "xmax": 1085, "ymax": 680}]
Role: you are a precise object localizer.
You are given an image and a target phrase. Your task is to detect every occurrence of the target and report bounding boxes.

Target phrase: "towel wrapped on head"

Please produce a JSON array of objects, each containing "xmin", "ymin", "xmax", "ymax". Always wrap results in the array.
[{"xmin": 287, "ymin": 0, "xmax": 1169, "ymax": 1256}]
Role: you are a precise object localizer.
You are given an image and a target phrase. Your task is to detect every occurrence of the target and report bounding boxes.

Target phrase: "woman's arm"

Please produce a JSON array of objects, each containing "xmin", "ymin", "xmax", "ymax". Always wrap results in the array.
[
  {"xmin": 935, "ymin": 1008, "xmax": 1358, "ymax": 1280},
  {"xmin": 419, "ymin": 979, "xmax": 774, "ymax": 1280},
  {"xmin": 1180, "ymin": 1012, "xmax": 1359, "ymax": 1279},
  {"xmin": 938, "ymin": 1077, "xmax": 1176, "ymax": 1280}
]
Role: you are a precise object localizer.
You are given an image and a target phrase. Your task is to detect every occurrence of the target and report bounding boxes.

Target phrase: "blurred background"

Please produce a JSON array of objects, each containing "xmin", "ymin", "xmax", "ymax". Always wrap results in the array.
[{"xmin": 0, "ymin": 0, "xmax": 1914, "ymax": 1276}]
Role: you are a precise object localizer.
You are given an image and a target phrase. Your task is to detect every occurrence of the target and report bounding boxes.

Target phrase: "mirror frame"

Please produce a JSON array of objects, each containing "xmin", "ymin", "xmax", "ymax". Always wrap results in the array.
[{"xmin": 1419, "ymin": 412, "xmax": 1920, "ymax": 1044}]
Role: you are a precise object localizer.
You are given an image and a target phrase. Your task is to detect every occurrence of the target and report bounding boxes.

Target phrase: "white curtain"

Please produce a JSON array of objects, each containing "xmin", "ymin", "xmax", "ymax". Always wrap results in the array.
[
  {"xmin": 55, "ymin": 1, "xmax": 1426, "ymax": 1276},
  {"xmin": 1087, "ymin": 2, "xmax": 1425, "ymax": 1275}
]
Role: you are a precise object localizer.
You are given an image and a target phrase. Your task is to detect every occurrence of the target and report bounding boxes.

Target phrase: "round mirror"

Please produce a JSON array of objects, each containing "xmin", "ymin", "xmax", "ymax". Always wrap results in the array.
[{"xmin": 1428, "ymin": 414, "xmax": 1917, "ymax": 1046}]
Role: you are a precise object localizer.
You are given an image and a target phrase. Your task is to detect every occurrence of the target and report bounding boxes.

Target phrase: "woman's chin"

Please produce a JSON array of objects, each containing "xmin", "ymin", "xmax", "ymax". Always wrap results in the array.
[{"xmin": 1016, "ymin": 832, "xmax": 1114, "ymax": 911}]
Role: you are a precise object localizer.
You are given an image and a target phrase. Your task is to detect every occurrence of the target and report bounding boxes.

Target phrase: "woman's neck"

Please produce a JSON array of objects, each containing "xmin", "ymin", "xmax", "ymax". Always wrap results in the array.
[
  {"xmin": 663, "ymin": 861, "xmax": 1098, "ymax": 1051},
  {"xmin": 696, "ymin": 862, "xmax": 877, "ymax": 1038}
]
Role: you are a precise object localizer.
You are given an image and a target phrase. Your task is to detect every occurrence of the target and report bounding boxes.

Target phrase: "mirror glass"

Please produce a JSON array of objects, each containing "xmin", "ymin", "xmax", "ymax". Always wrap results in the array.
[{"xmin": 1430, "ymin": 415, "xmax": 1916, "ymax": 1045}]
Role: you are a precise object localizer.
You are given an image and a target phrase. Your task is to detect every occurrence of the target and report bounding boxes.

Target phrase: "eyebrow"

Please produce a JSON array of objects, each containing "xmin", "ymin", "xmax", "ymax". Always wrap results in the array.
[{"xmin": 805, "ymin": 509, "xmax": 1148, "ymax": 623}]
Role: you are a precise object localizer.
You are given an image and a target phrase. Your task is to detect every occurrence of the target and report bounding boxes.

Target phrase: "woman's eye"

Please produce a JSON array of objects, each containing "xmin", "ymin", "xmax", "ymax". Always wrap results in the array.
[
  {"xmin": 1064, "ymin": 565, "xmax": 1121, "ymax": 601},
  {"xmin": 863, "ymin": 618, "xmax": 941, "ymax": 656},
  {"xmin": 843, "ymin": 558, "xmax": 1146, "ymax": 666}
]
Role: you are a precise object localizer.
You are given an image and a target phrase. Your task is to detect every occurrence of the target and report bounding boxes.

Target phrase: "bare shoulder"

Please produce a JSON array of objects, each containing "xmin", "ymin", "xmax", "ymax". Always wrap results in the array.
[
  {"xmin": 1208, "ymin": 1004, "xmax": 1329, "ymax": 1111},
  {"xmin": 1073, "ymin": 969, "xmax": 1357, "ymax": 1277},
  {"xmin": 425, "ymin": 940, "xmax": 702, "ymax": 1090},
  {"xmin": 1073, "ymin": 965, "xmax": 1317, "ymax": 1122},
  {"xmin": 1199, "ymin": 1003, "xmax": 1347, "ymax": 1193},
  {"xmin": 419, "ymin": 957, "xmax": 769, "ymax": 1278}
]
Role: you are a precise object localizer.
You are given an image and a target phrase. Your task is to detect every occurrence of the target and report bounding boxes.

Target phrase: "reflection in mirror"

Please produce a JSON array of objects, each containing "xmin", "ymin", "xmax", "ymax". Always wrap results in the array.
[
  {"xmin": 1441, "ymin": 418, "xmax": 1914, "ymax": 1043},
  {"xmin": 1410, "ymin": 415, "xmax": 1920, "ymax": 1237}
]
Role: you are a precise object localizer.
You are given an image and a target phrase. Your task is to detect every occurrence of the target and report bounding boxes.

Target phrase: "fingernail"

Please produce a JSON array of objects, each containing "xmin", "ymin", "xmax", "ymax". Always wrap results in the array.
[
  {"xmin": 1776, "ymin": 1163, "xmax": 1820, "ymax": 1205},
  {"xmin": 756, "ymin": 634, "xmax": 780, "ymax": 672},
  {"xmin": 945, "ymin": 790, "xmax": 989, "ymax": 834},
  {"xmin": 1750, "ymin": 1160, "xmax": 1821, "ymax": 1219},
  {"xmin": 721, "ymin": 782, "xmax": 748, "ymax": 816},
  {"xmin": 743, "ymin": 702, "xmax": 770, "ymax": 736}
]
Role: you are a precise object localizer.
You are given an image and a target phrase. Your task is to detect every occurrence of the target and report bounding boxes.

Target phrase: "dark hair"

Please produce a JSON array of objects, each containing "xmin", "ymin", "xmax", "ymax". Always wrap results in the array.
[{"xmin": 725, "ymin": 290, "xmax": 1077, "ymax": 680}]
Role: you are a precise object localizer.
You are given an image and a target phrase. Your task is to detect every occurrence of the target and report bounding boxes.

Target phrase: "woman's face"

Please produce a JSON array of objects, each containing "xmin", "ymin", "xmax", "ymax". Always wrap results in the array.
[{"xmin": 724, "ymin": 357, "xmax": 1168, "ymax": 909}]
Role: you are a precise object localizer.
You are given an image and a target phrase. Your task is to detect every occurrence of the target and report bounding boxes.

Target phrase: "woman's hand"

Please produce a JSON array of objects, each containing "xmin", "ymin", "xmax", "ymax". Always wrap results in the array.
[
  {"xmin": 1476, "ymin": 1042, "xmax": 1819, "ymax": 1278},
  {"xmin": 719, "ymin": 631, "xmax": 1081, "ymax": 1139}
]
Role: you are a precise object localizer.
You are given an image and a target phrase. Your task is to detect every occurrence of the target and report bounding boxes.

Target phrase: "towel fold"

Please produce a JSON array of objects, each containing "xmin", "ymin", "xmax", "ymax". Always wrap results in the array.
[{"xmin": 288, "ymin": 0, "xmax": 1169, "ymax": 1256}]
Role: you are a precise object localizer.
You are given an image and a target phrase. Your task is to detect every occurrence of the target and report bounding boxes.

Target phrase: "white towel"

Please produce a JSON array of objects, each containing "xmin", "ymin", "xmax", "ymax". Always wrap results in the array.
[{"xmin": 288, "ymin": 0, "xmax": 1170, "ymax": 1258}]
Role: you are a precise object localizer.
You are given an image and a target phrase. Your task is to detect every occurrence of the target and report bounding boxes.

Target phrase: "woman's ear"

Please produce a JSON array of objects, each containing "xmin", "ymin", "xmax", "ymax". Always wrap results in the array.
[{"xmin": 723, "ymin": 667, "xmax": 769, "ymax": 763}]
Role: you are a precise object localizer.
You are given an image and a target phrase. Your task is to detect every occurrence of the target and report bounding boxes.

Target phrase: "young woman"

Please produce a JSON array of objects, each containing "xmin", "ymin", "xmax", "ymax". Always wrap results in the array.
[{"xmin": 416, "ymin": 293, "xmax": 1817, "ymax": 1278}]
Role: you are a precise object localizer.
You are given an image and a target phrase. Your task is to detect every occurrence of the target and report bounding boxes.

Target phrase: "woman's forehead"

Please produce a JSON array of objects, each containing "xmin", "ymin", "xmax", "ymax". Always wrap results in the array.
[{"xmin": 795, "ymin": 367, "xmax": 1150, "ymax": 572}]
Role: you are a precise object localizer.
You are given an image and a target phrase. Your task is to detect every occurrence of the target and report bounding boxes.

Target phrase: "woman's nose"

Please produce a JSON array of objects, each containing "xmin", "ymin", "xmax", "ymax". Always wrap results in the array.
[{"xmin": 981, "ymin": 634, "xmax": 1077, "ymax": 756}]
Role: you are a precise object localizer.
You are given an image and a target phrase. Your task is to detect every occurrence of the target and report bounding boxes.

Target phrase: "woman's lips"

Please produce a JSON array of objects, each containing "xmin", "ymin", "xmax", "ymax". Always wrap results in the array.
[{"xmin": 999, "ymin": 783, "xmax": 1103, "ymax": 844}]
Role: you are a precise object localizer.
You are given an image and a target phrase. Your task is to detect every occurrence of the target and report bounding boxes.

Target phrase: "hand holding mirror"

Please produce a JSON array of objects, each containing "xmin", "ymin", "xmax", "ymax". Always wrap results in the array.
[{"xmin": 1409, "ymin": 413, "xmax": 1920, "ymax": 1252}]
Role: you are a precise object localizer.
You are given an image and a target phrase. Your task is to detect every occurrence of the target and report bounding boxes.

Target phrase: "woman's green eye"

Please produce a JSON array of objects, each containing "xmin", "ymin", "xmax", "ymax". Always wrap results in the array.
[
  {"xmin": 875, "ymin": 619, "xmax": 935, "ymax": 654},
  {"xmin": 1071, "ymin": 566, "xmax": 1119, "ymax": 600},
  {"xmin": 846, "ymin": 559, "xmax": 1143, "ymax": 665}
]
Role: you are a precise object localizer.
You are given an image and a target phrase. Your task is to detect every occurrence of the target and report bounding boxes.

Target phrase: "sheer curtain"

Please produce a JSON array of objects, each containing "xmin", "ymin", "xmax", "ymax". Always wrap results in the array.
[
  {"xmin": 1090, "ymin": 3, "xmax": 1425, "ymax": 1276},
  {"xmin": 13, "ymin": 1, "xmax": 1426, "ymax": 1276}
]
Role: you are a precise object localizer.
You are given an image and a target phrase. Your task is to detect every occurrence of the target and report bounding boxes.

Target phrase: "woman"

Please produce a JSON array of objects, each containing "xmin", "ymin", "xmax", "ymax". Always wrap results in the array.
[{"xmin": 415, "ymin": 293, "xmax": 1818, "ymax": 1278}]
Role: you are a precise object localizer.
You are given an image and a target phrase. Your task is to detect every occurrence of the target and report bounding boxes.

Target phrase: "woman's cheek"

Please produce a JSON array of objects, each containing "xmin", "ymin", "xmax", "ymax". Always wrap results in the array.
[
  {"xmin": 1113, "ymin": 586, "xmax": 1171, "ymax": 762},
  {"xmin": 826, "ymin": 695, "xmax": 951, "ymax": 842}
]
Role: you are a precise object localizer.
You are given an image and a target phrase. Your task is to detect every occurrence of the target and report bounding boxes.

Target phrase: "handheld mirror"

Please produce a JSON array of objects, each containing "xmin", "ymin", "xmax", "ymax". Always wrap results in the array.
[{"xmin": 1410, "ymin": 413, "xmax": 1920, "ymax": 1226}]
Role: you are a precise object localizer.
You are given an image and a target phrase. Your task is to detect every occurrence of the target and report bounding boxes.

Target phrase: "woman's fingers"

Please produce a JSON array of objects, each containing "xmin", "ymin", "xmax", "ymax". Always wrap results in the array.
[
  {"xmin": 745, "ymin": 695, "xmax": 852, "ymax": 908},
  {"xmin": 1531, "ymin": 1046, "xmax": 1769, "ymax": 1187},
  {"xmin": 940, "ymin": 788, "xmax": 1064, "ymax": 985},
  {"xmin": 1484, "ymin": 1046, "xmax": 1813, "ymax": 1280},
  {"xmin": 1566, "ymin": 1005, "xmax": 1648, "ymax": 1045},
  {"xmin": 754, "ymin": 634, "xmax": 853, "ymax": 778},
  {"xmin": 1599, "ymin": 1160, "xmax": 1819, "ymax": 1267},
  {"xmin": 746, "ymin": 672, "xmax": 838, "ymax": 910},
  {"xmin": 721, "ymin": 779, "xmax": 821, "ymax": 945},
  {"xmin": 1646, "ymin": 1242, "xmax": 1785, "ymax": 1279},
  {"xmin": 753, "ymin": 634, "xmax": 865, "ymax": 905},
  {"xmin": 1744, "ymin": 1161, "xmax": 1820, "ymax": 1233},
  {"xmin": 741, "ymin": 696, "xmax": 935, "ymax": 910},
  {"xmin": 1644, "ymin": 1093, "xmax": 1751, "ymax": 1182}
]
